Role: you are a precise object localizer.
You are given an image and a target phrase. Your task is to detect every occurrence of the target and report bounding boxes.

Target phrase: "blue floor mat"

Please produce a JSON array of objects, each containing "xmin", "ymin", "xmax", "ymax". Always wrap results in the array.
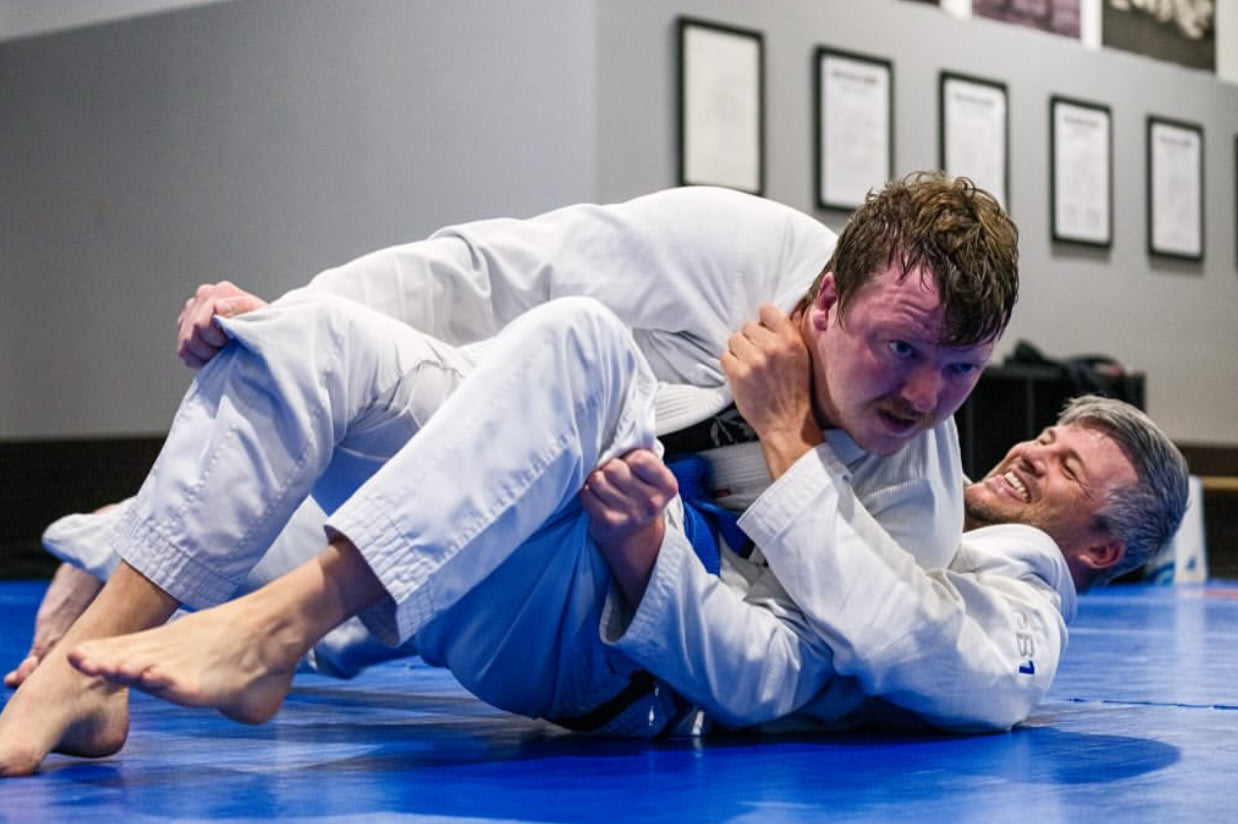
[{"xmin": 1, "ymin": 580, "xmax": 1235, "ymax": 822}]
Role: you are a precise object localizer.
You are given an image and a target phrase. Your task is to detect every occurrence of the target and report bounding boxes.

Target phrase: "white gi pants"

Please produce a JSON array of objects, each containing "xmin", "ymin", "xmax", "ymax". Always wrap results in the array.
[{"xmin": 115, "ymin": 292, "xmax": 671, "ymax": 728}]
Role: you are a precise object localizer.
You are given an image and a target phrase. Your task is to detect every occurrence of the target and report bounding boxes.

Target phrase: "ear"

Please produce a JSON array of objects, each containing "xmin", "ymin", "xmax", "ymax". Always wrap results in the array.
[
  {"xmin": 809, "ymin": 271, "xmax": 838, "ymax": 331},
  {"xmin": 1078, "ymin": 537, "xmax": 1126, "ymax": 573}
]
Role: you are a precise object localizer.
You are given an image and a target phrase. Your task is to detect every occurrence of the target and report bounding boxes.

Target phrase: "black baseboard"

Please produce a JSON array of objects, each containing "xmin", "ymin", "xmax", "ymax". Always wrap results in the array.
[
  {"xmin": 1176, "ymin": 443, "xmax": 1238, "ymax": 477},
  {"xmin": 0, "ymin": 436, "xmax": 165, "ymax": 579},
  {"xmin": 2, "ymin": 434, "xmax": 1233, "ymax": 581}
]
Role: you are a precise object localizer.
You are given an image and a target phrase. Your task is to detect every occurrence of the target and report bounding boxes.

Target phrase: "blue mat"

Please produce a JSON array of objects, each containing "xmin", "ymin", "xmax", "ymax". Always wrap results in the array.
[{"xmin": 1, "ymin": 580, "xmax": 1235, "ymax": 822}]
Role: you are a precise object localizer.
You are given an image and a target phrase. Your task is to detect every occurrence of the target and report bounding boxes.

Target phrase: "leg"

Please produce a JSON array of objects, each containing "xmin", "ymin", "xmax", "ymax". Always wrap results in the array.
[
  {"xmin": 116, "ymin": 290, "xmax": 478, "ymax": 610},
  {"xmin": 0, "ymin": 293, "xmax": 476, "ymax": 774},
  {"xmin": 72, "ymin": 537, "xmax": 381, "ymax": 724},
  {"xmin": 30, "ymin": 495, "xmax": 407, "ymax": 684},
  {"xmin": 71, "ymin": 297, "xmax": 660, "ymax": 721},
  {"xmin": 333, "ymin": 297, "xmax": 660, "ymax": 645},
  {"xmin": 3, "ymin": 564, "xmax": 103, "ymax": 689},
  {"xmin": 3, "ymin": 502, "xmax": 127, "ymax": 689}
]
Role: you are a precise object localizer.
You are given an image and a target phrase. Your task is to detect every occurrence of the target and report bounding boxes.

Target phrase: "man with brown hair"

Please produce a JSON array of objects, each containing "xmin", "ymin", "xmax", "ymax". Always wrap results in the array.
[{"xmin": 1, "ymin": 175, "xmax": 1018, "ymax": 774}]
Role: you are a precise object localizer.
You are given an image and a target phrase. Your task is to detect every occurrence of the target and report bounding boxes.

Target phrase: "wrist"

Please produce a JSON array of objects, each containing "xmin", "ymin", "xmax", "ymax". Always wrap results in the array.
[
  {"xmin": 758, "ymin": 419, "xmax": 823, "ymax": 480},
  {"xmin": 596, "ymin": 518, "xmax": 664, "ymax": 606}
]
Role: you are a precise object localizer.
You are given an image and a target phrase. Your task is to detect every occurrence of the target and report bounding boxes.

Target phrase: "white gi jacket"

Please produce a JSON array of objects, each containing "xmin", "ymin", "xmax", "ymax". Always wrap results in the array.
[
  {"xmin": 606, "ymin": 448, "xmax": 1076, "ymax": 735},
  {"xmin": 300, "ymin": 186, "xmax": 1071, "ymax": 733}
]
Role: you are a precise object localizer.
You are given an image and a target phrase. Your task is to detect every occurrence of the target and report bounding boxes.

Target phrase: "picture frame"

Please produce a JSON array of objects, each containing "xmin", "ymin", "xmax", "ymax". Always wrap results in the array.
[
  {"xmin": 677, "ymin": 17, "xmax": 765, "ymax": 195},
  {"xmin": 815, "ymin": 47, "xmax": 894, "ymax": 212},
  {"xmin": 1050, "ymin": 96, "xmax": 1112, "ymax": 247},
  {"xmin": 939, "ymin": 71, "xmax": 1009, "ymax": 208},
  {"xmin": 1147, "ymin": 116, "xmax": 1204, "ymax": 261}
]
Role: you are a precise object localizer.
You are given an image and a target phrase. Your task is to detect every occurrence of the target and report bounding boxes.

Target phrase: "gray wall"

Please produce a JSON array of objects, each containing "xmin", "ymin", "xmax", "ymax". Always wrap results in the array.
[
  {"xmin": 1, "ymin": 0, "xmax": 598, "ymax": 438},
  {"xmin": 597, "ymin": 0, "xmax": 1238, "ymax": 446},
  {"xmin": 3, "ymin": 0, "xmax": 1237, "ymax": 446}
]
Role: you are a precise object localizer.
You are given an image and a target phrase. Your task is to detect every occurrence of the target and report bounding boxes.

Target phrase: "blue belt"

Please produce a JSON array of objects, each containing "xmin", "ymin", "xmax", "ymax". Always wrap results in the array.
[{"xmin": 665, "ymin": 454, "xmax": 747, "ymax": 574}]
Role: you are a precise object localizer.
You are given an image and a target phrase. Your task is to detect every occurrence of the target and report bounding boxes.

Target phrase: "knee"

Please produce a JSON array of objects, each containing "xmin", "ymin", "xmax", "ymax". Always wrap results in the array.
[
  {"xmin": 527, "ymin": 296, "xmax": 633, "ymax": 356},
  {"xmin": 265, "ymin": 289, "xmax": 365, "ymax": 333},
  {"xmin": 218, "ymin": 290, "xmax": 381, "ymax": 358},
  {"xmin": 518, "ymin": 298, "xmax": 651, "ymax": 407}
]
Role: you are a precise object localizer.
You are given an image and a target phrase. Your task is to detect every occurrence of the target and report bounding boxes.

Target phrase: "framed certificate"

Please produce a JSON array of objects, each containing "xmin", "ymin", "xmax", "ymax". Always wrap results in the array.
[
  {"xmin": 815, "ymin": 47, "xmax": 893, "ymax": 211},
  {"xmin": 939, "ymin": 72, "xmax": 1009, "ymax": 208},
  {"xmin": 1050, "ymin": 96, "xmax": 1112, "ymax": 247},
  {"xmin": 677, "ymin": 17, "xmax": 765, "ymax": 195},
  {"xmin": 1147, "ymin": 116, "xmax": 1204, "ymax": 261}
]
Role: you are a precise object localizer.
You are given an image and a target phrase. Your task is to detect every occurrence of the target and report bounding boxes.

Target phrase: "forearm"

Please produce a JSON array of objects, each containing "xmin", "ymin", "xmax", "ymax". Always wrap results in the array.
[
  {"xmin": 595, "ymin": 520, "xmax": 663, "ymax": 606},
  {"xmin": 742, "ymin": 450, "xmax": 1067, "ymax": 731},
  {"xmin": 604, "ymin": 528, "xmax": 833, "ymax": 726}
]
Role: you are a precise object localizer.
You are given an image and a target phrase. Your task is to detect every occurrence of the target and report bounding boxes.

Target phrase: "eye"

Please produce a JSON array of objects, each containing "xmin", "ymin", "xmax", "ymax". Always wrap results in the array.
[
  {"xmin": 889, "ymin": 340, "xmax": 917, "ymax": 360},
  {"xmin": 948, "ymin": 361, "xmax": 980, "ymax": 377}
]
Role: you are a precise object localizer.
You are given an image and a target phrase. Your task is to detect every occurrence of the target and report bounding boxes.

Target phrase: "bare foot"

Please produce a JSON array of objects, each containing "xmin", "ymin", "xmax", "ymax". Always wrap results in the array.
[
  {"xmin": 5, "ymin": 563, "xmax": 104, "ymax": 689},
  {"xmin": 0, "ymin": 644, "xmax": 129, "ymax": 777},
  {"xmin": 0, "ymin": 562, "xmax": 178, "ymax": 777},
  {"xmin": 67, "ymin": 536, "xmax": 388, "ymax": 727},
  {"xmin": 70, "ymin": 600, "xmax": 301, "ymax": 725}
]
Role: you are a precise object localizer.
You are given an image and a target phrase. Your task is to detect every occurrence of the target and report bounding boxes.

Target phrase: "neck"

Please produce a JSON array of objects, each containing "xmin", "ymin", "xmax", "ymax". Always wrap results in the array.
[{"xmin": 794, "ymin": 305, "xmax": 836, "ymax": 433}]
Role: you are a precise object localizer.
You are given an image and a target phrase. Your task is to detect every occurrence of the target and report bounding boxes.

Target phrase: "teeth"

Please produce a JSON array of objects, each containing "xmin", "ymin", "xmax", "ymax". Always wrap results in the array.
[{"xmin": 1003, "ymin": 470, "xmax": 1029, "ymax": 502}]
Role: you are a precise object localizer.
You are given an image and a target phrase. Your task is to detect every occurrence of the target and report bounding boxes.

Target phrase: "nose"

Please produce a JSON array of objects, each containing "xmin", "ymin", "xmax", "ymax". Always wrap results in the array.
[
  {"xmin": 1020, "ymin": 442, "xmax": 1052, "ymax": 476},
  {"xmin": 903, "ymin": 364, "xmax": 944, "ymax": 413}
]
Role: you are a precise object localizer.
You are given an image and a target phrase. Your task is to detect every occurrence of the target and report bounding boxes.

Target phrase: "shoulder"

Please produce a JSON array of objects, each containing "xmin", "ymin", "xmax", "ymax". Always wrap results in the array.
[
  {"xmin": 960, "ymin": 523, "xmax": 1060, "ymax": 556},
  {"xmin": 622, "ymin": 187, "xmax": 831, "ymax": 238},
  {"xmin": 955, "ymin": 524, "xmax": 1078, "ymax": 619}
]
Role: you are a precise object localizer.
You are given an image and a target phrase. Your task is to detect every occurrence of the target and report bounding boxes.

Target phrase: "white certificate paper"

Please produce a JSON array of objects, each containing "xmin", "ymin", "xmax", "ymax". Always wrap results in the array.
[
  {"xmin": 942, "ymin": 75, "xmax": 1008, "ymax": 208},
  {"xmin": 819, "ymin": 51, "xmax": 891, "ymax": 210},
  {"xmin": 681, "ymin": 22, "xmax": 762, "ymax": 194},
  {"xmin": 1149, "ymin": 119, "xmax": 1203, "ymax": 259},
  {"xmin": 1053, "ymin": 99, "xmax": 1111, "ymax": 245}
]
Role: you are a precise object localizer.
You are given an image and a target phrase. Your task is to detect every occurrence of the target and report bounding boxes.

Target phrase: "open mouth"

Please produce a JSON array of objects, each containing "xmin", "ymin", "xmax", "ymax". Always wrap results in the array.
[
  {"xmin": 878, "ymin": 408, "xmax": 921, "ymax": 434},
  {"xmin": 1001, "ymin": 469, "xmax": 1031, "ymax": 502}
]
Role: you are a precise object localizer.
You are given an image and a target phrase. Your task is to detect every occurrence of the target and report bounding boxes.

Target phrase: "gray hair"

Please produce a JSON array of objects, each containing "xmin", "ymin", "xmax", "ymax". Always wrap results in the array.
[{"xmin": 1058, "ymin": 395, "xmax": 1190, "ymax": 584}]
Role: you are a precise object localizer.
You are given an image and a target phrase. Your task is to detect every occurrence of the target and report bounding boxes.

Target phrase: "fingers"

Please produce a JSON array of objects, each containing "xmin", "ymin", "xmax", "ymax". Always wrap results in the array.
[
  {"xmin": 3, "ymin": 654, "xmax": 40, "ymax": 689},
  {"xmin": 757, "ymin": 302, "xmax": 795, "ymax": 334},
  {"xmin": 176, "ymin": 282, "xmax": 232, "ymax": 368},
  {"xmin": 723, "ymin": 304, "xmax": 793, "ymax": 366},
  {"xmin": 587, "ymin": 451, "xmax": 675, "ymax": 504},
  {"xmin": 175, "ymin": 281, "xmax": 267, "ymax": 369},
  {"xmin": 583, "ymin": 460, "xmax": 644, "ymax": 514},
  {"xmin": 622, "ymin": 449, "xmax": 679, "ymax": 496},
  {"xmin": 580, "ymin": 450, "xmax": 676, "ymax": 539}
]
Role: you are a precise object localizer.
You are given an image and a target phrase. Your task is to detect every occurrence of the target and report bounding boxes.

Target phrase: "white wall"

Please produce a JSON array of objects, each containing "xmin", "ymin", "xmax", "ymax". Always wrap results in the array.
[{"xmin": 2, "ymin": 0, "xmax": 1236, "ymax": 446}]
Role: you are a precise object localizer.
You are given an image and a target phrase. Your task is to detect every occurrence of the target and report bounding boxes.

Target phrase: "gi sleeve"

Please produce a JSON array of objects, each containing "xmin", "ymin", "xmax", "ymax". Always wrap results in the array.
[
  {"xmin": 743, "ymin": 446, "xmax": 1074, "ymax": 732},
  {"xmin": 602, "ymin": 521, "xmax": 839, "ymax": 727}
]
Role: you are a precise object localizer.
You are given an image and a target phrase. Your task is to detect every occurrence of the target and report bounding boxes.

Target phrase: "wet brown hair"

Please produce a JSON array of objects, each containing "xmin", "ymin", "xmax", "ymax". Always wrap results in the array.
[{"xmin": 806, "ymin": 171, "xmax": 1019, "ymax": 347}]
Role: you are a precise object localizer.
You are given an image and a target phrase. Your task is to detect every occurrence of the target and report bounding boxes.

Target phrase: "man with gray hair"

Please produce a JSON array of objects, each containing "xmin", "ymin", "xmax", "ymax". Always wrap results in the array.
[
  {"xmin": 582, "ymin": 393, "xmax": 1190, "ymax": 734},
  {"xmin": 962, "ymin": 395, "xmax": 1190, "ymax": 591}
]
